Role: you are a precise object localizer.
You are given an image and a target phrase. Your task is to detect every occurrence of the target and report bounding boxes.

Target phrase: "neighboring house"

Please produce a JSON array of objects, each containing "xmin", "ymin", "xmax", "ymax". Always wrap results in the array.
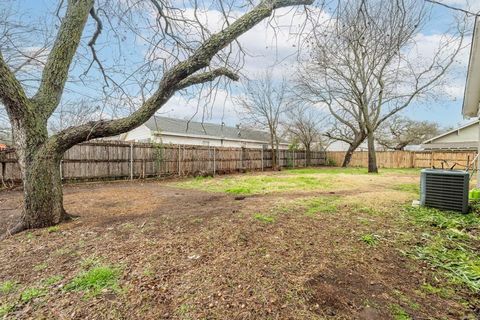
[
  {"xmin": 121, "ymin": 116, "xmax": 289, "ymax": 149},
  {"xmin": 422, "ymin": 121, "xmax": 479, "ymax": 151}
]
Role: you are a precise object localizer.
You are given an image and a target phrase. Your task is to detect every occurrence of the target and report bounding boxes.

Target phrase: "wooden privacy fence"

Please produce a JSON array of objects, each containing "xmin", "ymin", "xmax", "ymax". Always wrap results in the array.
[
  {"xmin": 326, "ymin": 150, "xmax": 478, "ymax": 169},
  {"xmin": 0, "ymin": 141, "xmax": 327, "ymax": 183}
]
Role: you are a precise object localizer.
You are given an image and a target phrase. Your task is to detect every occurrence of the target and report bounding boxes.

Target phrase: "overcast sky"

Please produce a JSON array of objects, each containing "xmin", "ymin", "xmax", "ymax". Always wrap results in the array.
[{"xmin": 3, "ymin": 0, "xmax": 480, "ymax": 130}]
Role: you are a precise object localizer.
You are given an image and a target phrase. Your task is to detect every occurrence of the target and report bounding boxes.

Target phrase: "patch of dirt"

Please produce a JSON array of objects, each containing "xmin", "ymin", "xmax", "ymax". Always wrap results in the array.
[{"xmin": 0, "ymin": 170, "xmax": 477, "ymax": 319}]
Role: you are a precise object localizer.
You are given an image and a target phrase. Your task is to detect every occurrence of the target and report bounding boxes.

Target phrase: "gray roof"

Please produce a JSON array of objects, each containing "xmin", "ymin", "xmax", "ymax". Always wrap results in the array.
[{"xmin": 144, "ymin": 116, "xmax": 287, "ymax": 143}]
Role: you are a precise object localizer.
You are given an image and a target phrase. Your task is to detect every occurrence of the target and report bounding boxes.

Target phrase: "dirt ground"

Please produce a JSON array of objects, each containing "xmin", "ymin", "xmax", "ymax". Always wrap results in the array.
[{"xmin": 0, "ymin": 168, "xmax": 478, "ymax": 319}]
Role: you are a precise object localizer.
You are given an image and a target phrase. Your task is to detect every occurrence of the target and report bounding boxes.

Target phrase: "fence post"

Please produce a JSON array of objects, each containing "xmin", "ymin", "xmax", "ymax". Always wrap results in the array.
[
  {"xmin": 130, "ymin": 142, "xmax": 133, "ymax": 180},
  {"xmin": 213, "ymin": 147, "xmax": 216, "ymax": 176},
  {"xmin": 178, "ymin": 145, "xmax": 181, "ymax": 176},
  {"xmin": 304, "ymin": 149, "xmax": 307, "ymax": 167},
  {"xmin": 293, "ymin": 150, "xmax": 295, "ymax": 168},
  {"xmin": 261, "ymin": 148, "xmax": 264, "ymax": 171}
]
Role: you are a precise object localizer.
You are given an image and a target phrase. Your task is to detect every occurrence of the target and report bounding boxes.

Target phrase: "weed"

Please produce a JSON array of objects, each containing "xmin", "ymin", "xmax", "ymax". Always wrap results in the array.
[
  {"xmin": 390, "ymin": 304, "xmax": 411, "ymax": 320},
  {"xmin": 253, "ymin": 213, "xmax": 275, "ymax": 223},
  {"xmin": 43, "ymin": 275, "xmax": 63, "ymax": 286},
  {"xmin": 65, "ymin": 265, "xmax": 120, "ymax": 296},
  {"xmin": 0, "ymin": 304, "xmax": 14, "ymax": 317},
  {"xmin": 360, "ymin": 234, "xmax": 379, "ymax": 246},
  {"xmin": 0, "ymin": 281, "xmax": 16, "ymax": 294},
  {"xmin": 414, "ymin": 236, "xmax": 480, "ymax": 292},
  {"xmin": 225, "ymin": 186, "xmax": 251, "ymax": 194},
  {"xmin": 421, "ymin": 283, "xmax": 453, "ymax": 299},
  {"xmin": 33, "ymin": 263, "xmax": 48, "ymax": 271},
  {"xmin": 405, "ymin": 206, "xmax": 480, "ymax": 292},
  {"xmin": 20, "ymin": 287, "xmax": 46, "ymax": 303},
  {"xmin": 80, "ymin": 256, "xmax": 101, "ymax": 269},
  {"xmin": 47, "ymin": 225, "xmax": 60, "ymax": 233}
]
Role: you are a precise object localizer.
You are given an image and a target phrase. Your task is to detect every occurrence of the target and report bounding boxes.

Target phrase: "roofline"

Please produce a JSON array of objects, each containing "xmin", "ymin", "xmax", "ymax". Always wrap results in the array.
[
  {"xmin": 462, "ymin": 16, "xmax": 480, "ymax": 118},
  {"xmin": 422, "ymin": 119, "xmax": 479, "ymax": 144},
  {"xmin": 152, "ymin": 130, "xmax": 289, "ymax": 145}
]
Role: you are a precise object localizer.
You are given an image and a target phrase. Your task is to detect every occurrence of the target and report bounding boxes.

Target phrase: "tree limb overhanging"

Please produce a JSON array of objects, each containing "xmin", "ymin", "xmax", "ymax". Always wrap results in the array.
[{"xmin": 0, "ymin": 0, "xmax": 315, "ymax": 235}]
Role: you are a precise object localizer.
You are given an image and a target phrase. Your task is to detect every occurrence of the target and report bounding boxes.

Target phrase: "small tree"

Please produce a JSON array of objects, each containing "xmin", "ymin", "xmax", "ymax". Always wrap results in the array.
[
  {"xmin": 286, "ymin": 104, "xmax": 326, "ymax": 166},
  {"xmin": 377, "ymin": 116, "xmax": 440, "ymax": 150},
  {"xmin": 237, "ymin": 70, "xmax": 291, "ymax": 169}
]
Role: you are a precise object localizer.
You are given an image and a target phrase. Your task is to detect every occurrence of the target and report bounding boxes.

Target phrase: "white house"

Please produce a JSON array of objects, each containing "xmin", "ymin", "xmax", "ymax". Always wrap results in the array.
[
  {"xmin": 121, "ymin": 116, "xmax": 289, "ymax": 149},
  {"xmin": 422, "ymin": 120, "xmax": 479, "ymax": 151}
]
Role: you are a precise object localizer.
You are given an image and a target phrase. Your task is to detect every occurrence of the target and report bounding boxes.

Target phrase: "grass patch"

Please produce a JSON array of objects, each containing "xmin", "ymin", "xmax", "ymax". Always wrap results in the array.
[
  {"xmin": 43, "ymin": 275, "xmax": 63, "ymax": 286},
  {"xmin": 176, "ymin": 174, "xmax": 332, "ymax": 195},
  {"xmin": 20, "ymin": 287, "xmax": 46, "ymax": 303},
  {"xmin": 405, "ymin": 206, "xmax": 480, "ymax": 292},
  {"xmin": 302, "ymin": 197, "xmax": 338, "ymax": 216},
  {"xmin": 46, "ymin": 225, "xmax": 60, "ymax": 233},
  {"xmin": 421, "ymin": 283, "xmax": 454, "ymax": 299},
  {"xmin": 360, "ymin": 233, "xmax": 379, "ymax": 246},
  {"xmin": 65, "ymin": 265, "xmax": 120, "ymax": 296},
  {"xmin": 393, "ymin": 183, "xmax": 419, "ymax": 194},
  {"xmin": 0, "ymin": 281, "xmax": 16, "ymax": 295},
  {"xmin": 253, "ymin": 213, "xmax": 275, "ymax": 223},
  {"xmin": 0, "ymin": 304, "xmax": 14, "ymax": 317},
  {"xmin": 33, "ymin": 263, "xmax": 48, "ymax": 272},
  {"xmin": 390, "ymin": 304, "xmax": 412, "ymax": 320}
]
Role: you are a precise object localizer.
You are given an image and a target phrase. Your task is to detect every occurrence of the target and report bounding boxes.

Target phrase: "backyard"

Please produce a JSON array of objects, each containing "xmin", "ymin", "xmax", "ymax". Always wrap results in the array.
[{"xmin": 0, "ymin": 168, "xmax": 479, "ymax": 319}]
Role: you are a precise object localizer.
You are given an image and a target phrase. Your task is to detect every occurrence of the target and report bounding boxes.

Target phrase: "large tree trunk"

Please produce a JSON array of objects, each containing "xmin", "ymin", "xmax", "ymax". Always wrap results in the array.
[
  {"xmin": 5, "ymin": 126, "xmax": 68, "ymax": 236},
  {"xmin": 22, "ymin": 155, "xmax": 67, "ymax": 229},
  {"xmin": 367, "ymin": 130, "xmax": 378, "ymax": 173}
]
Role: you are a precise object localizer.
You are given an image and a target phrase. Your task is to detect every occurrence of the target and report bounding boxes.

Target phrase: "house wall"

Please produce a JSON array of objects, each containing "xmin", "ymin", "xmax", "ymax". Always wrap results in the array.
[
  {"xmin": 123, "ymin": 125, "xmax": 289, "ymax": 149},
  {"xmin": 433, "ymin": 124, "xmax": 478, "ymax": 143},
  {"xmin": 124, "ymin": 125, "xmax": 152, "ymax": 142}
]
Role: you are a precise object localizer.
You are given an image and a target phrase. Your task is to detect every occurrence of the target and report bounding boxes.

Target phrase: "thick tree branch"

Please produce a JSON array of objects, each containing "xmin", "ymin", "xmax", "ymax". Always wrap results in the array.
[
  {"xmin": 0, "ymin": 51, "xmax": 30, "ymax": 119},
  {"xmin": 48, "ymin": 0, "xmax": 313, "ymax": 153},
  {"xmin": 32, "ymin": 0, "xmax": 94, "ymax": 118}
]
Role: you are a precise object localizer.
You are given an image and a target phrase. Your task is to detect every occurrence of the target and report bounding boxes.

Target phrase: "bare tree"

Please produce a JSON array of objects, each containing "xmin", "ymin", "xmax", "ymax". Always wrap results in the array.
[
  {"xmin": 237, "ymin": 70, "xmax": 290, "ymax": 169},
  {"xmin": 376, "ymin": 115, "xmax": 440, "ymax": 150},
  {"xmin": 286, "ymin": 104, "xmax": 326, "ymax": 165},
  {"xmin": 0, "ymin": 0, "xmax": 315, "ymax": 236},
  {"xmin": 297, "ymin": 0, "xmax": 465, "ymax": 173}
]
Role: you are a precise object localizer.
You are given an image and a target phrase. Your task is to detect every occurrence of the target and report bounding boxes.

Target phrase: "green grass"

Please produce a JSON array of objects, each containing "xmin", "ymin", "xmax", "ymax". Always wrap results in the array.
[
  {"xmin": 393, "ymin": 183, "xmax": 419, "ymax": 194},
  {"xmin": 390, "ymin": 304, "xmax": 412, "ymax": 320},
  {"xmin": 47, "ymin": 225, "xmax": 60, "ymax": 233},
  {"xmin": 33, "ymin": 263, "xmax": 48, "ymax": 271},
  {"xmin": 43, "ymin": 275, "xmax": 63, "ymax": 286},
  {"xmin": 20, "ymin": 287, "xmax": 46, "ymax": 303},
  {"xmin": 0, "ymin": 281, "xmax": 16, "ymax": 295},
  {"xmin": 360, "ymin": 233, "xmax": 379, "ymax": 246},
  {"xmin": 253, "ymin": 213, "xmax": 275, "ymax": 223},
  {"xmin": 0, "ymin": 304, "xmax": 14, "ymax": 317},
  {"xmin": 176, "ymin": 174, "xmax": 332, "ymax": 195},
  {"xmin": 286, "ymin": 167, "xmax": 420, "ymax": 176},
  {"xmin": 421, "ymin": 283, "xmax": 454, "ymax": 299},
  {"xmin": 302, "ymin": 197, "xmax": 338, "ymax": 216},
  {"xmin": 405, "ymin": 206, "xmax": 480, "ymax": 292},
  {"xmin": 65, "ymin": 265, "xmax": 120, "ymax": 296}
]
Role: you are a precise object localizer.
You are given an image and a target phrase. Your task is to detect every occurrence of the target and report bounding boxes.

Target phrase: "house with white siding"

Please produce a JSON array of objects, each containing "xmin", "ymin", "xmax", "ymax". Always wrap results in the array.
[
  {"xmin": 422, "ymin": 120, "xmax": 479, "ymax": 151},
  {"xmin": 121, "ymin": 116, "xmax": 289, "ymax": 149}
]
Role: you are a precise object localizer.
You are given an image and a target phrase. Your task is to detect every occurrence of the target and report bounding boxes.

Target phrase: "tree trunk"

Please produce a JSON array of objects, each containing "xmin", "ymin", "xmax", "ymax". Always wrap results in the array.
[
  {"xmin": 367, "ymin": 130, "xmax": 378, "ymax": 173},
  {"xmin": 306, "ymin": 146, "xmax": 312, "ymax": 166},
  {"xmin": 270, "ymin": 133, "xmax": 277, "ymax": 170},
  {"xmin": 6, "ymin": 142, "xmax": 68, "ymax": 236},
  {"xmin": 342, "ymin": 133, "xmax": 366, "ymax": 167}
]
